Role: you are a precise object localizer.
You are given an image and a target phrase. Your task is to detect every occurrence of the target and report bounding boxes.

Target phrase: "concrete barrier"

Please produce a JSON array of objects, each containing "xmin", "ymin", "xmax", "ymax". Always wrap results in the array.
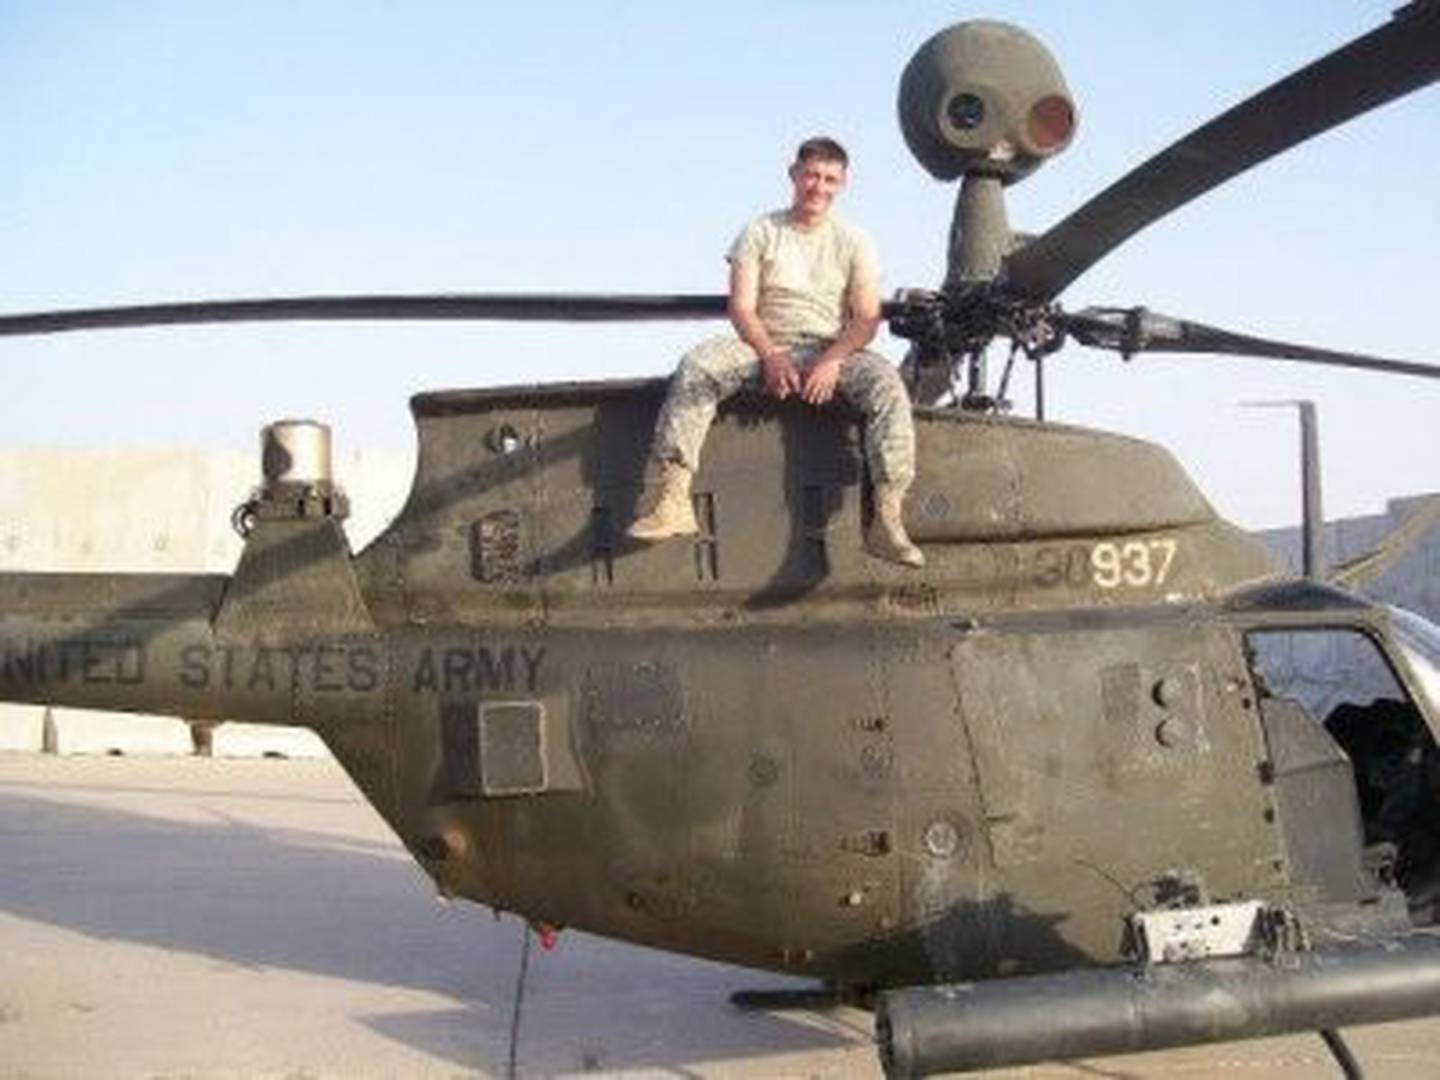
[
  {"xmin": 210, "ymin": 722, "xmax": 330, "ymax": 759},
  {"xmin": 47, "ymin": 708, "xmax": 192, "ymax": 756},
  {"xmin": 0, "ymin": 703, "xmax": 43, "ymax": 752}
]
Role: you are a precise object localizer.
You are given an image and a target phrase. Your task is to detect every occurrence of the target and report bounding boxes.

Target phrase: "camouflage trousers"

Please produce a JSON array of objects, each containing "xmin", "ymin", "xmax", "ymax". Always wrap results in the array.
[{"xmin": 651, "ymin": 334, "xmax": 915, "ymax": 489}]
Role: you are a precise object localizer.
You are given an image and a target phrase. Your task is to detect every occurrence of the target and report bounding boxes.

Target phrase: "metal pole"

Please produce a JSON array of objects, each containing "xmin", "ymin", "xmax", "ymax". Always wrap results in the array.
[
  {"xmin": 1035, "ymin": 356, "xmax": 1046, "ymax": 421},
  {"xmin": 1298, "ymin": 401, "xmax": 1325, "ymax": 580},
  {"xmin": 1241, "ymin": 400, "xmax": 1324, "ymax": 579}
]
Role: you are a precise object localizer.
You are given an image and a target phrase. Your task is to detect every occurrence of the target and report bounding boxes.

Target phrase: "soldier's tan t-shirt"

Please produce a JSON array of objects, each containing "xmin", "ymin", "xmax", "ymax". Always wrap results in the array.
[{"xmin": 726, "ymin": 210, "xmax": 881, "ymax": 346}]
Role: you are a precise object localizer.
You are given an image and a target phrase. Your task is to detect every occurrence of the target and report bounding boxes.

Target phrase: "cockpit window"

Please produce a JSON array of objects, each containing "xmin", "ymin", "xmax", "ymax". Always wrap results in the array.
[{"xmin": 1246, "ymin": 627, "xmax": 1405, "ymax": 721}]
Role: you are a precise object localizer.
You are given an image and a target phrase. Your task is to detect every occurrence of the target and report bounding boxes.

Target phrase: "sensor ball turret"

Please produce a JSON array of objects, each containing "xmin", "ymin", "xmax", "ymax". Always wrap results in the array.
[{"xmin": 899, "ymin": 19, "xmax": 1076, "ymax": 183}]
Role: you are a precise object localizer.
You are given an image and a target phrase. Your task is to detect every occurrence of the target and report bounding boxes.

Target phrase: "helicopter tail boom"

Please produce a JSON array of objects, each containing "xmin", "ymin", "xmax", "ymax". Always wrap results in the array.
[
  {"xmin": 0, "ymin": 568, "xmax": 382, "ymax": 729},
  {"xmin": 0, "ymin": 570, "xmax": 238, "ymax": 722}
]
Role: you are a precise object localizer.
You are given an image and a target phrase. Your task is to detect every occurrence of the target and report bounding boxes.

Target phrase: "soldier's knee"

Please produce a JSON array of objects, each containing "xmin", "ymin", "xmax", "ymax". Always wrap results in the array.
[
  {"xmin": 847, "ymin": 363, "xmax": 910, "ymax": 415},
  {"xmin": 682, "ymin": 335, "xmax": 744, "ymax": 370},
  {"xmin": 675, "ymin": 346, "xmax": 712, "ymax": 381},
  {"xmin": 869, "ymin": 357, "xmax": 908, "ymax": 393}
]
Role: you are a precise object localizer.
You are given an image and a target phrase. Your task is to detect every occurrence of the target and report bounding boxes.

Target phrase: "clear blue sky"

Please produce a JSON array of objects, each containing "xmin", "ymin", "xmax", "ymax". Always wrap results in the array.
[{"xmin": 1, "ymin": 1, "xmax": 1436, "ymax": 528}]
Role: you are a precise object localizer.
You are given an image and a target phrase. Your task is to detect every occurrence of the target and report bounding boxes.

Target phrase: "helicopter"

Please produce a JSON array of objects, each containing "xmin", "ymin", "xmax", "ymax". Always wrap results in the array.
[{"xmin": 3, "ymin": 4, "xmax": 1440, "ymax": 1077}]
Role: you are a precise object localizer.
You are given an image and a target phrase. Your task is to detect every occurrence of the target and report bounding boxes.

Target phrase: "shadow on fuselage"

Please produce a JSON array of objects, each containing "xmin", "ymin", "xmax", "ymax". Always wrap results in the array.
[{"xmin": 825, "ymin": 891, "xmax": 1096, "ymax": 988}]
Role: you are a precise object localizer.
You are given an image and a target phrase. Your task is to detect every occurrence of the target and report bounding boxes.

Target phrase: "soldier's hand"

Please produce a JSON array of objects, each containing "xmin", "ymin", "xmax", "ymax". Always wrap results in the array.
[
  {"xmin": 762, "ymin": 351, "xmax": 801, "ymax": 400},
  {"xmin": 802, "ymin": 356, "xmax": 843, "ymax": 404}
]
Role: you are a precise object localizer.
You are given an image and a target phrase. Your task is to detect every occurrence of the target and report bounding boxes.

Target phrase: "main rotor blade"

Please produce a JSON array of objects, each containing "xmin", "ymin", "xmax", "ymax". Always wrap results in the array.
[
  {"xmin": 1066, "ymin": 307, "xmax": 1440, "ymax": 380},
  {"xmin": 1003, "ymin": 2, "xmax": 1440, "ymax": 301},
  {"xmin": 0, "ymin": 293, "xmax": 731, "ymax": 336}
]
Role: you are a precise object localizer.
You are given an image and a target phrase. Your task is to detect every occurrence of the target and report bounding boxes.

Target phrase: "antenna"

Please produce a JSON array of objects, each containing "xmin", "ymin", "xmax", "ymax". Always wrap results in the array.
[{"xmin": 1242, "ymin": 400, "xmax": 1324, "ymax": 579}]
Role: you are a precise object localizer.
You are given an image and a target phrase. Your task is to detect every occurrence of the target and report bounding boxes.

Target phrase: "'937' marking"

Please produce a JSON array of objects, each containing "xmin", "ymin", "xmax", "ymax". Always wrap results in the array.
[
  {"xmin": 1090, "ymin": 538, "xmax": 1178, "ymax": 589},
  {"xmin": 1033, "ymin": 538, "xmax": 1180, "ymax": 590}
]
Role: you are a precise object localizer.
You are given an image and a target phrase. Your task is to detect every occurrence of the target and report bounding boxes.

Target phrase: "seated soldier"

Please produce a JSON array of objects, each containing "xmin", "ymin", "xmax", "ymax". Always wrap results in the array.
[{"xmin": 627, "ymin": 136, "xmax": 922, "ymax": 568}]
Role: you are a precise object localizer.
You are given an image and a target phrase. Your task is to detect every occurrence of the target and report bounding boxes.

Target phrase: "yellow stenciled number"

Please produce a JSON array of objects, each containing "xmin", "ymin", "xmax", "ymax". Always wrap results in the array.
[
  {"xmin": 1121, "ymin": 541, "xmax": 1151, "ymax": 586},
  {"xmin": 1151, "ymin": 538, "xmax": 1177, "ymax": 583},
  {"xmin": 1091, "ymin": 542, "xmax": 1122, "ymax": 588},
  {"xmin": 1091, "ymin": 538, "xmax": 1178, "ymax": 589}
]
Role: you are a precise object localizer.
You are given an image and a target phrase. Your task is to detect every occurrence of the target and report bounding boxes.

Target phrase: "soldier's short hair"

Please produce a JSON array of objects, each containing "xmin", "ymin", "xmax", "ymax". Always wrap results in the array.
[{"xmin": 794, "ymin": 136, "xmax": 849, "ymax": 170}]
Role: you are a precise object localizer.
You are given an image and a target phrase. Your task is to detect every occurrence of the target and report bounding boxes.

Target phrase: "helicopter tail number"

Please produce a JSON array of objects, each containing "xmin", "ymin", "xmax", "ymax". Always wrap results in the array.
[
  {"xmin": 1034, "ymin": 538, "xmax": 1178, "ymax": 591},
  {"xmin": 1090, "ymin": 538, "xmax": 1178, "ymax": 589}
]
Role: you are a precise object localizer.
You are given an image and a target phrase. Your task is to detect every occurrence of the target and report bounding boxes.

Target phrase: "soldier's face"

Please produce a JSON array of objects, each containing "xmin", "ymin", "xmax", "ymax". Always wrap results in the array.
[{"xmin": 789, "ymin": 157, "xmax": 847, "ymax": 221}]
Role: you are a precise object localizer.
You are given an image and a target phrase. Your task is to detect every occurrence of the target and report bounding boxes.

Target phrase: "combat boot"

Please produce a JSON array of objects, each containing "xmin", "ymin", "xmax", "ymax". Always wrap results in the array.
[
  {"xmin": 628, "ymin": 462, "xmax": 699, "ymax": 541},
  {"xmin": 866, "ymin": 484, "xmax": 924, "ymax": 568}
]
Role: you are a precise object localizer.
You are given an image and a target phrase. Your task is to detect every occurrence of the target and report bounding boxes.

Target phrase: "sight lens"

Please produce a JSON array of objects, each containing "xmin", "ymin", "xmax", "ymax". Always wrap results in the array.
[{"xmin": 946, "ymin": 93, "xmax": 985, "ymax": 130}]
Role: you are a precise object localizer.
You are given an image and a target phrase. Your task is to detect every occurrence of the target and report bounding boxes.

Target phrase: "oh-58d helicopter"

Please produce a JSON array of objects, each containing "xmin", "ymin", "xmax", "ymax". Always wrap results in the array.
[{"xmin": 3, "ymin": 5, "xmax": 1440, "ymax": 1077}]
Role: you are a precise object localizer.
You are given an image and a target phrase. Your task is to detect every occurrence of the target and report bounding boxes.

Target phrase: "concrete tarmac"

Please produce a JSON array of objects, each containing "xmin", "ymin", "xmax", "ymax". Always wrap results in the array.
[{"xmin": 4, "ymin": 755, "xmax": 1440, "ymax": 1079}]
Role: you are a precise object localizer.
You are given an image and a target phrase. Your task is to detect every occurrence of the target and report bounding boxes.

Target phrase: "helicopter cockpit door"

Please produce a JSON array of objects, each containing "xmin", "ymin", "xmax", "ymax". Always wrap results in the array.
[
  {"xmin": 947, "ymin": 617, "xmax": 1279, "ymax": 973},
  {"xmin": 1245, "ymin": 624, "xmax": 1440, "ymax": 923},
  {"xmin": 1250, "ymin": 694, "xmax": 1372, "ymax": 903}
]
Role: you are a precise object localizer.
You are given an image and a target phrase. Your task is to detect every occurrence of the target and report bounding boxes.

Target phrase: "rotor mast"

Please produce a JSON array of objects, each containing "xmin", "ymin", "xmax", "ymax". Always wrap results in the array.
[
  {"xmin": 946, "ymin": 176, "xmax": 1011, "ymax": 409},
  {"xmin": 947, "ymin": 175, "xmax": 1010, "ymax": 288}
]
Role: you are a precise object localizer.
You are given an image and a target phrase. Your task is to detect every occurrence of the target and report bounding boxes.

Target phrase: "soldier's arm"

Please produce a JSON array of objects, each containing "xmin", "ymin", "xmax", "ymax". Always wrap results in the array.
[
  {"xmin": 802, "ymin": 275, "xmax": 882, "ymax": 404},
  {"xmin": 834, "ymin": 273, "xmax": 883, "ymax": 357},
  {"xmin": 729, "ymin": 260, "xmax": 800, "ymax": 399}
]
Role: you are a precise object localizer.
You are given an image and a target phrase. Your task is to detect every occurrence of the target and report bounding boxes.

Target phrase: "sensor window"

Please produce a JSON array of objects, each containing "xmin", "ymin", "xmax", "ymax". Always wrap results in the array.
[
  {"xmin": 946, "ymin": 93, "xmax": 986, "ymax": 130},
  {"xmin": 1028, "ymin": 94, "xmax": 1075, "ymax": 152}
]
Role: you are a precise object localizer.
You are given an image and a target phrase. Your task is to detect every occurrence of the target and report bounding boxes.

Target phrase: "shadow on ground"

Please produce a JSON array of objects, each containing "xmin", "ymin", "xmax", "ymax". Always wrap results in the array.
[{"xmin": 0, "ymin": 785, "xmax": 863, "ymax": 1074}]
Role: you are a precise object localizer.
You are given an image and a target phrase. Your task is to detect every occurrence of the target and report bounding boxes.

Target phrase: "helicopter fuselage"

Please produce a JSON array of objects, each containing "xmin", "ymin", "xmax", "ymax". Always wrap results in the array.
[{"xmin": 12, "ymin": 380, "xmax": 1432, "ymax": 987}]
